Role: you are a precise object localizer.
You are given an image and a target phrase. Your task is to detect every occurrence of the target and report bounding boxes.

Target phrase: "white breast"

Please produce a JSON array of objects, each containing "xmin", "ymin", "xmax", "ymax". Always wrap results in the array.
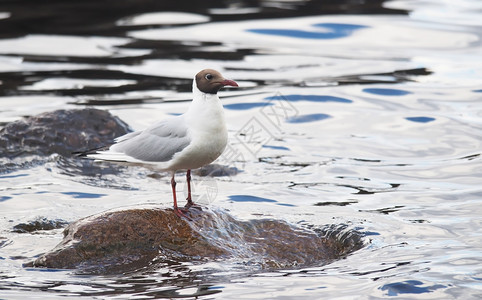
[{"xmin": 166, "ymin": 92, "xmax": 227, "ymax": 171}]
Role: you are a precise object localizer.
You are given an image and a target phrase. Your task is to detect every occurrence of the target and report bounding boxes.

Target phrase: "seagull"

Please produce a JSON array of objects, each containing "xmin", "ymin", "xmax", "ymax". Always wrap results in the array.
[{"xmin": 86, "ymin": 69, "xmax": 238, "ymax": 218}]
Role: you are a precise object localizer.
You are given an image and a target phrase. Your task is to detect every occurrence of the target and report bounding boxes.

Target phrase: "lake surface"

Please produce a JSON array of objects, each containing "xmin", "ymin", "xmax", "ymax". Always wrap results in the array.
[{"xmin": 1, "ymin": 0, "xmax": 481, "ymax": 298}]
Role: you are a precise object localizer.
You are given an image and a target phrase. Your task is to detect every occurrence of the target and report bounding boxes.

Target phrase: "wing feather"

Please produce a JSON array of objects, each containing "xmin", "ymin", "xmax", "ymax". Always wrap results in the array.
[{"xmin": 92, "ymin": 115, "xmax": 191, "ymax": 163}]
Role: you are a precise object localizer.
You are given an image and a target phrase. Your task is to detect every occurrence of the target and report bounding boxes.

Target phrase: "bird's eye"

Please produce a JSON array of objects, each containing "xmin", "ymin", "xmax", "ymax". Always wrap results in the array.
[{"xmin": 205, "ymin": 74, "xmax": 213, "ymax": 80}]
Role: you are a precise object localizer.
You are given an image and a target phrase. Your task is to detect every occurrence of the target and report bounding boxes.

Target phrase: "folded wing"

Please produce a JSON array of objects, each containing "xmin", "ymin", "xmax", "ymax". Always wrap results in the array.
[{"xmin": 90, "ymin": 115, "xmax": 191, "ymax": 163}]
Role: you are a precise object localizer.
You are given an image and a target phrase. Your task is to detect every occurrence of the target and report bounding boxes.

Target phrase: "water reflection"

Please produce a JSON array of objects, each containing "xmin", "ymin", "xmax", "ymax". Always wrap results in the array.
[
  {"xmin": 117, "ymin": 12, "xmax": 210, "ymax": 26},
  {"xmin": 0, "ymin": 196, "xmax": 12, "ymax": 202},
  {"xmin": 248, "ymin": 23, "xmax": 368, "ymax": 39},
  {"xmin": 286, "ymin": 113, "xmax": 331, "ymax": 123},
  {"xmin": 224, "ymin": 102, "xmax": 272, "ymax": 110},
  {"xmin": 405, "ymin": 116, "xmax": 436, "ymax": 123},
  {"xmin": 262, "ymin": 145, "xmax": 289, "ymax": 151},
  {"xmin": 265, "ymin": 94, "xmax": 352, "ymax": 103},
  {"xmin": 228, "ymin": 194, "xmax": 295, "ymax": 207},
  {"xmin": 60, "ymin": 192, "xmax": 107, "ymax": 199},
  {"xmin": 11, "ymin": 267, "xmax": 223, "ymax": 298},
  {"xmin": 0, "ymin": 0, "xmax": 481, "ymax": 298},
  {"xmin": 359, "ymin": 205, "xmax": 405, "ymax": 215},
  {"xmin": 380, "ymin": 280, "xmax": 446, "ymax": 296},
  {"xmin": 362, "ymin": 87, "xmax": 412, "ymax": 96}
]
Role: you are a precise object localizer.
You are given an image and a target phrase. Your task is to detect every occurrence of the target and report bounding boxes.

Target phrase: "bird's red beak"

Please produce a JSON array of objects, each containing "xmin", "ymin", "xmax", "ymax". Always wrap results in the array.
[{"xmin": 221, "ymin": 79, "xmax": 238, "ymax": 87}]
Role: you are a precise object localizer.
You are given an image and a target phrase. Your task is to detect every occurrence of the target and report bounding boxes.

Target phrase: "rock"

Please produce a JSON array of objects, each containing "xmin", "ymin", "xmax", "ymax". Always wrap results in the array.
[
  {"xmin": 12, "ymin": 217, "xmax": 69, "ymax": 233},
  {"xmin": 25, "ymin": 206, "xmax": 363, "ymax": 274},
  {"xmin": 0, "ymin": 108, "xmax": 131, "ymax": 158},
  {"xmin": 194, "ymin": 163, "xmax": 239, "ymax": 177}
]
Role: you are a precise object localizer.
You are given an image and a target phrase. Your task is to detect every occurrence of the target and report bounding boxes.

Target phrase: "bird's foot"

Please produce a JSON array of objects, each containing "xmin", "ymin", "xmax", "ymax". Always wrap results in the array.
[
  {"xmin": 185, "ymin": 196, "xmax": 194, "ymax": 207},
  {"xmin": 185, "ymin": 200, "xmax": 202, "ymax": 211},
  {"xmin": 174, "ymin": 207, "xmax": 192, "ymax": 221}
]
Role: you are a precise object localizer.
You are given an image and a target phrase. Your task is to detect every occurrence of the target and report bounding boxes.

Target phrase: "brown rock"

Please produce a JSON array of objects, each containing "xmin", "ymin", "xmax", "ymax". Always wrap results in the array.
[
  {"xmin": 26, "ymin": 207, "xmax": 363, "ymax": 274},
  {"xmin": 12, "ymin": 217, "xmax": 69, "ymax": 233}
]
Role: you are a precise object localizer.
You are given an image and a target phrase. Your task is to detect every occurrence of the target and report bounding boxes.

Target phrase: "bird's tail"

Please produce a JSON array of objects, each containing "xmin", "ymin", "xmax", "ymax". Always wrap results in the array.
[{"xmin": 72, "ymin": 145, "xmax": 111, "ymax": 158}]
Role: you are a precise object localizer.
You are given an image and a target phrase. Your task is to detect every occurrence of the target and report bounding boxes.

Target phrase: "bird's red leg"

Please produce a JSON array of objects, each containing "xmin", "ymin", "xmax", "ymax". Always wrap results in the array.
[
  {"xmin": 171, "ymin": 174, "xmax": 180, "ymax": 215},
  {"xmin": 185, "ymin": 169, "xmax": 194, "ymax": 207},
  {"xmin": 171, "ymin": 173, "xmax": 190, "ymax": 219}
]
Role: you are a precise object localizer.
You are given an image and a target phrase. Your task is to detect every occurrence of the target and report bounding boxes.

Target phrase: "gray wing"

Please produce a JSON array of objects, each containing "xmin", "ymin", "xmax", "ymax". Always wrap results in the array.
[{"xmin": 110, "ymin": 115, "xmax": 191, "ymax": 162}]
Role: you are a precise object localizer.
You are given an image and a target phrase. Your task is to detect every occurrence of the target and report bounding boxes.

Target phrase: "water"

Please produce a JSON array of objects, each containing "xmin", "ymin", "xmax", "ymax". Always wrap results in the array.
[{"xmin": 1, "ymin": 0, "xmax": 482, "ymax": 298}]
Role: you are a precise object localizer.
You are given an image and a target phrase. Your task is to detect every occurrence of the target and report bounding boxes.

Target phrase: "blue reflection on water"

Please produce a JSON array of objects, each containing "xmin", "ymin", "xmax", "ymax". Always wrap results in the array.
[
  {"xmin": 25, "ymin": 268, "xmax": 69, "ymax": 273},
  {"xmin": 262, "ymin": 145, "xmax": 290, "ymax": 151},
  {"xmin": 229, "ymin": 195, "xmax": 295, "ymax": 207},
  {"xmin": 276, "ymin": 203, "xmax": 296, "ymax": 207},
  {"xmin": 362, "ymin": 231, "xmax": 381, "ymax": 236},
  {"xmin": 247, "ymin": 23, "xmax": 368, "ymax": 39},
  {"xmin": 0, "ymin": 173, "xmax": 29, "ymax": 179},
  {"xmin": 363, "ymin": 88, "xmax": 412, "ymax": 96},
  {"xmin": 380, "ymin": 280, "xmax": 446, "ymax": 296},
  {"xmin": 61, "ymin": 192, "xmax": 106, "ymax": 199},
  {"xmin": 229, "ymin": 195, "xmax": 277, "ymax": 203},
  {"xmin": 265, "ymin": 94, "xmax": 352, "ymax": 103},
  {"xmin": 287, "ymin": 113, "xmax": 331, "ymax": 123},
  {"xmin": 406, "ymin": 116, "xmax": 435, "ymax": 123},
  {"xmin": 0, "ymin": 196, "xmax": 12, "ymax": 202},
  {"xmin": 225, "ymin": 95, "xmax": 351, "ymax": 111},
  {"xmin": 224, "ymin": 102, "xmax": 271, "ymax": 110}
]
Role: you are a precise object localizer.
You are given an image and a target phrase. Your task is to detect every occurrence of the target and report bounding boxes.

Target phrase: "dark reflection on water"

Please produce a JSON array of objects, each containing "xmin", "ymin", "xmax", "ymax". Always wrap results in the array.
[
  {"xmin": 0, "ymin": 0, "xmax": 413, "ymax": 101},
  {"xmin": 0, "ymin": 0, "xmax": 404, "ymax": 39},
  {"xmin": 16, "ymin": 268, "xmax": 223, "ymax": 298},
  {"xmin": 53, "ymin": 157, "xmax": 144, "ymax": 190},
  {"xmin": 359, "ymin": 205, "xmax": 405, "ymax": 215},
  {"xmin": 314, "ymin": 200, "xmax": 357, "ymax": 207}
]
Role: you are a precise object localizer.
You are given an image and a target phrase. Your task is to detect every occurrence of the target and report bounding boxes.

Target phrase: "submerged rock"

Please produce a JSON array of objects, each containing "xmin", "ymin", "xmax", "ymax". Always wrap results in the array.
[
  {"xmin": 194, "ymin": 164, "xmax": 239, "ymax": 177},
  {"xmin": 0, "ymin": 108, "xmax": 131, "ymax": 158},
  {"xmin": 12, "ymin": 217, "xmax": 69, "ymax": 233},
  {"xmin": 26, "ymin": 207, "xmax": 363, "ymax": 274}
]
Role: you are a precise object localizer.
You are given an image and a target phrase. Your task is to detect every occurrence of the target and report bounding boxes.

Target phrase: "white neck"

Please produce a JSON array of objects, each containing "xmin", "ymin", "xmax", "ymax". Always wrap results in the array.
[
  {"xmin": 185, "ymin": 80, "xmax": 226, "ymax": 132},
  {"xmin": 192, "ymin": 78, "xmax": 205, "ymax": 100}
]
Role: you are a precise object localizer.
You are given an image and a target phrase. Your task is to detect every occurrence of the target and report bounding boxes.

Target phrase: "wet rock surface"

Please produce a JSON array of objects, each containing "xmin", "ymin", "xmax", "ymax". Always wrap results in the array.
[
  {"xmin": 0, "ymin": 108, "xmax": 131, "ymax": 159},
  {"xmin": 26, "ymin": 207, "xmax": 364, "ymax": 274},
  {"xmin": 12, "ymin": 217, "xmax": 69, "ymax": 233}
]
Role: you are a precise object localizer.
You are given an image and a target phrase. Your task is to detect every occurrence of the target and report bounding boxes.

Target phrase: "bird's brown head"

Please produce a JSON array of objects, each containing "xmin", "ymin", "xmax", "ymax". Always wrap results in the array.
[{"xmin": 195, "ymin": 69, "xmax": 238, "ymax": 94}]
